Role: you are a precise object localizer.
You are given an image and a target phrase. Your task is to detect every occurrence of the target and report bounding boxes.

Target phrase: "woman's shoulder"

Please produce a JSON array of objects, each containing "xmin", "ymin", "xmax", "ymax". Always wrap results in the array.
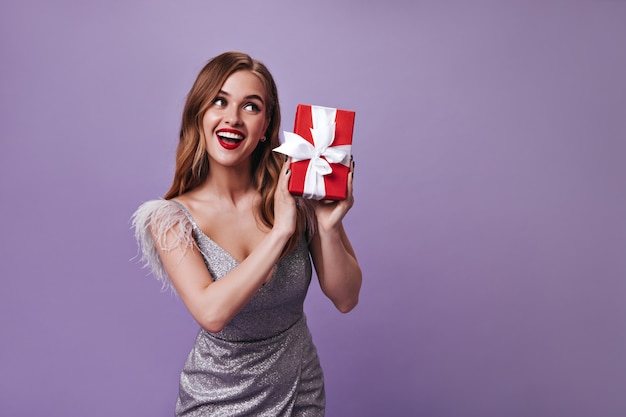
[
  {"xmin": 132, "ymin": 198, "xmax": 192, "ymax": 226},
  {"xmin": 133, "ymin": 198, "xmax": 181, "ymax": 217},
  {"xmin": 130, "ymin": 198, "xmax": 195, "ymax": 291},
  {"xmin": 131, "ymin": 198, "xmax": 196, "ymax": 239}
]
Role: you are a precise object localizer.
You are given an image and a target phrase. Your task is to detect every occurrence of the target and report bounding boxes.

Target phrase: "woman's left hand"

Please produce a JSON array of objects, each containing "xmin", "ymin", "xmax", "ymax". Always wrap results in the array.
[
  {"xmin": 307, "ymin": 157, "xmax": 361, "ymax": 313},
  {"xmin": 310, "ymin": 158, "xmax": 355, "ymax": 232}
]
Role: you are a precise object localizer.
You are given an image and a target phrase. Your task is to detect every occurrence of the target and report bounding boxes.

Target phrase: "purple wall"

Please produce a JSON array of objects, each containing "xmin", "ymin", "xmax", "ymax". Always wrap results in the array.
[{"xmin": 1, "ymin": 1, "xmax": 625, "ymax": 416}]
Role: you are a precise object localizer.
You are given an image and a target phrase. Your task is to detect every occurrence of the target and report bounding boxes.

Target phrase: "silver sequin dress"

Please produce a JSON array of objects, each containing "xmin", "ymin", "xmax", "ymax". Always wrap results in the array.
[{"xmin": 132, "ymin": 199, "xmax": 325, "ymax": 416}]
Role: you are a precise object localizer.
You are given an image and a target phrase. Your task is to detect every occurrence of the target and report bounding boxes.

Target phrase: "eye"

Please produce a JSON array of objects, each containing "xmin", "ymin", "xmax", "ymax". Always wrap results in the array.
[
  {"xmin": 243, "ymin": 102, "xmax": 261, "ymax": 113},
  {"xmin": 212, "ymin": 97, "xmax": 226, "ymax": 107}
]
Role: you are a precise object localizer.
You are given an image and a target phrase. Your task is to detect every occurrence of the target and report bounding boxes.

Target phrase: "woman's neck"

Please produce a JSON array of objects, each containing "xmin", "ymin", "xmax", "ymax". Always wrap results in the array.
[{"xmin": 196, "ymin": 163, "xmax": 255, "ymax": 205}]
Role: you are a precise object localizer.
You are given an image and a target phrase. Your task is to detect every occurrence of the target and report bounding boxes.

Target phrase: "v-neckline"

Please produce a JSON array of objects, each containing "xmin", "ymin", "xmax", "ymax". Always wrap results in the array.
[{"xmin": 169, "ymin": 199, "xmax": 242, "ymax": 265}]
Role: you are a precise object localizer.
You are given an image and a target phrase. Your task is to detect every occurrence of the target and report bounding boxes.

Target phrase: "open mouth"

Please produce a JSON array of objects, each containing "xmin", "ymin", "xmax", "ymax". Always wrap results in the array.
[{"xmin": 216, "ymin": 129, "xmax": 244, "ymax": 150}]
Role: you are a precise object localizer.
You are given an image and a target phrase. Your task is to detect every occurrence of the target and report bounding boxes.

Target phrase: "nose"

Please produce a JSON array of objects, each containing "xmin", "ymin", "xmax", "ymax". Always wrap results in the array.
[{"xmin": 225, "ymin": 104, "xmax": 242, "ymax": 126}]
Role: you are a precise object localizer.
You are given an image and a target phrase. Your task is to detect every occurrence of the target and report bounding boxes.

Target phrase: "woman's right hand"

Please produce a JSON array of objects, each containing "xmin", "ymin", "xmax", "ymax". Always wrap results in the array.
[{"xmin": 272, "ymin": 157, "xmax": 297, "ymax": 238}]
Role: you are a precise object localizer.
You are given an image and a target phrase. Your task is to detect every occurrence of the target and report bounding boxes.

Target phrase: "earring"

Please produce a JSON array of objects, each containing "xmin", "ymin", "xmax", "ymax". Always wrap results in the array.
[{"xmin": 260, "ymin": 136, "xmax": 266, "ymax": 142}]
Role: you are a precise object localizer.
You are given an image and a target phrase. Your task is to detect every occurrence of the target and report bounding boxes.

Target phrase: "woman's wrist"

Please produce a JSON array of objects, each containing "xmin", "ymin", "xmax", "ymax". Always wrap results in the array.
[
  {"xmin": 315, "ymin": 220, "xmax": 342, "ymax": 236},
  {"xmin": 268, "ymin": 225, "xmax": 294, "ymax": 244}
]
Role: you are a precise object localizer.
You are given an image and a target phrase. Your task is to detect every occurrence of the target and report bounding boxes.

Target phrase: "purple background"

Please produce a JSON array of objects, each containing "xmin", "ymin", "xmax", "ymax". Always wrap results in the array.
[{"xmin": 1, "ymin": 1, "xmax": 625, "ymax": 416}]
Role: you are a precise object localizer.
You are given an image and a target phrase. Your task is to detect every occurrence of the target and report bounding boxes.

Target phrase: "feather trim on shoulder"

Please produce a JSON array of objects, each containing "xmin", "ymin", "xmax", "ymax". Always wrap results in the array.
[{"xmin": 130, "ymin": 199, "xmax": 194, "ymax": 293}]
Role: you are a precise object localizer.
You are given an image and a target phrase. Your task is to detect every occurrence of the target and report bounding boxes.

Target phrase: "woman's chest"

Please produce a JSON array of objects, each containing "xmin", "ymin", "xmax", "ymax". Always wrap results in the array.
[{"xmin": 195, "ymin": 208, "xmax": 269, "ymax": 264}]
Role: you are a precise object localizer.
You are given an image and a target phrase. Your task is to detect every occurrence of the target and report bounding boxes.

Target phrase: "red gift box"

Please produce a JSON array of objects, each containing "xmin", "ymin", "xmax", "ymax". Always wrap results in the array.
[{"xmin": 274, "ymin": 104, "xmax": 355, "ymax": 201}]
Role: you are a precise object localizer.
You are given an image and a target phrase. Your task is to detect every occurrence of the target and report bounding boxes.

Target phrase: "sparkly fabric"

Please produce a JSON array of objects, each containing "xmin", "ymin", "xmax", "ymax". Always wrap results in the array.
[{"xmin": 132, "ymin": 200, "xmax": 325, "ymax": 416}]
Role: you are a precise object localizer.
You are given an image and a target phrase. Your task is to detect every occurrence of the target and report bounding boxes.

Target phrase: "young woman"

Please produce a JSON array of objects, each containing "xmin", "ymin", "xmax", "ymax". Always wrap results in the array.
[{"xmin": 132, "ymin": 51, "xmax": 361, "ymax": 416}]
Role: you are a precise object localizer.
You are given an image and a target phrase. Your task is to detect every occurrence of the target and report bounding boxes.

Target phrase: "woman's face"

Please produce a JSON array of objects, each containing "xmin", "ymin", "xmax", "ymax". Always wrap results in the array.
[{"xmin": 202, "ymin": 70, "xmax": 269, "ymax": 169}]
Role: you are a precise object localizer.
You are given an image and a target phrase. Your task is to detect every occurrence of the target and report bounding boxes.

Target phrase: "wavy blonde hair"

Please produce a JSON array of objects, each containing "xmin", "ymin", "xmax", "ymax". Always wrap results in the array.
[{"xmin": 164, "ymin": 51, "xmax": 310, "ymax": 256}]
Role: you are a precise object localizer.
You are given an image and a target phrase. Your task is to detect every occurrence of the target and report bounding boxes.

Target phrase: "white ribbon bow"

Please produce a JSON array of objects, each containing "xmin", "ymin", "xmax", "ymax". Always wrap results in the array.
[{"xmin": 273, "ymin": 106, "xmax": 352, "ymax": 200}]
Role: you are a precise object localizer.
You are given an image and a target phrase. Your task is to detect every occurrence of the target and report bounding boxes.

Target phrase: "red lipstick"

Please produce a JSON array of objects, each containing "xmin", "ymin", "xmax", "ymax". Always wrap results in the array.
[{"xmin": 216, "ymin": 128, "xmax": 245, "ymax": 150}]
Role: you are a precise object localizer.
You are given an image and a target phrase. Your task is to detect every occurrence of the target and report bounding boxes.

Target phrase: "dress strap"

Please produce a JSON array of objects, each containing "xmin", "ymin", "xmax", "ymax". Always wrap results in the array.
[{"xmin": 168, "ymin": 200, "xmax": 200, "ymax": 230}]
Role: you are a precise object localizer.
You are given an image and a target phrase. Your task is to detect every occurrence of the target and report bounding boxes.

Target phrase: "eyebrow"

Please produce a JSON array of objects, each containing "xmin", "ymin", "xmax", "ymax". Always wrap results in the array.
[{"xmin": 218, "ymin": 90, "xmax": 265, "ymax": 104}]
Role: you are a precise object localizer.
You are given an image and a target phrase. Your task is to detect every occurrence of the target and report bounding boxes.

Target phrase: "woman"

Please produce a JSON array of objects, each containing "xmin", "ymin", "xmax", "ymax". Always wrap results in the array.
[{"xmin": 132, "ymin": 51, "xmax": 361, "ymax": 416}]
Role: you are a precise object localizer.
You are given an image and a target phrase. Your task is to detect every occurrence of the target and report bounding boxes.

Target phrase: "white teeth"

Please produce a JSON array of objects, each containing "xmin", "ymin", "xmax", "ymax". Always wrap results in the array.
[{"xmin": 217, "ymin": 131, "xmax": 244, "ymax": 140}]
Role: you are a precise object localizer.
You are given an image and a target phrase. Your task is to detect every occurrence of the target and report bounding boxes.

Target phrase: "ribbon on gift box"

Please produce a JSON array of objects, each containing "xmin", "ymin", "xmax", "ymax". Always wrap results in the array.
[{"xmin": 273, "ymin": 105, "xmax": 352, "ymax": 200}]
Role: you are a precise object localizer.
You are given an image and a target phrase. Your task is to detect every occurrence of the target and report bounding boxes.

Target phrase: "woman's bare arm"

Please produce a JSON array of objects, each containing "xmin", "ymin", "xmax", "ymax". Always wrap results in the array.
[
  {"xmin": 309, "ymin": 160, "xmax": 362, "ymax": 312},
  {"xmin": 154, "ymin": 159, "xmax": 296, "ymax": 332}
]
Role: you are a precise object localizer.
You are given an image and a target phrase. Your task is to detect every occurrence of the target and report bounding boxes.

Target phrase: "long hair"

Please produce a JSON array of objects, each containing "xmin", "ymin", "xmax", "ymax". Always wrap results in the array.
[{"xmin": 164, "ymin": 51, "xmax": 310, "ymax": 256}]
